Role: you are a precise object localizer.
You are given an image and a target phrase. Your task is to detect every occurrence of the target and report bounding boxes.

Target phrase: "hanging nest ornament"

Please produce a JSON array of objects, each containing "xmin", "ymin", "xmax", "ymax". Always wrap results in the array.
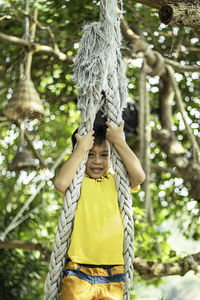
[
  {"xmin": 8, "ymin": 148, "xmax": 37, "ymax": 171},
  {"xmin": 3, "ymin": 78, "xmax": 45, "ymax": 120}
]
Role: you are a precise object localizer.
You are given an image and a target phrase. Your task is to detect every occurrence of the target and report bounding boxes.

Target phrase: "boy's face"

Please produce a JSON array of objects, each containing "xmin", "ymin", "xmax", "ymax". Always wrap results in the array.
[{"xmin": 85, "ymin": 140, "xmax": 111, "ymax": 179}]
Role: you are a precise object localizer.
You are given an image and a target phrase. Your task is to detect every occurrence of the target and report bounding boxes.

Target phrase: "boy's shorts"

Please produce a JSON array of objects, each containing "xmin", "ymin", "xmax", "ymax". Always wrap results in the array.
[{"xmin": 60, "ymin": 260, "xmax": 125, "ymax": 300}]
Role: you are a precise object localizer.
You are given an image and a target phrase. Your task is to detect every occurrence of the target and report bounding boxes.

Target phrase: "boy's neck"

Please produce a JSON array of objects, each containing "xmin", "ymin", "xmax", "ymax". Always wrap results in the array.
[{"xmin": 85, "ymin": 172, "xmax": 109, "ymax": 179}]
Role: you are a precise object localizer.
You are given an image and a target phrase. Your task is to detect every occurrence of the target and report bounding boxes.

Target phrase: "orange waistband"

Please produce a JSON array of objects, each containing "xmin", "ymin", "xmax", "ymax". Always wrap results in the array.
[{"xmin": 65, "ymin": 261, "xmax": 124, "ymax": 277}]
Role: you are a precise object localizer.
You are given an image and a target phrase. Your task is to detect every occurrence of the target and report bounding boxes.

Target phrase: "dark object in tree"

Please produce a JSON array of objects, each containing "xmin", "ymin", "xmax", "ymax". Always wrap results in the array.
[
  {"xmin": 159, "ymin": 5, "xmax": 173, "ymax": 24},
  {"xmin": 122, "ymin": 102, "xmax": 138, "ymax": 139}
]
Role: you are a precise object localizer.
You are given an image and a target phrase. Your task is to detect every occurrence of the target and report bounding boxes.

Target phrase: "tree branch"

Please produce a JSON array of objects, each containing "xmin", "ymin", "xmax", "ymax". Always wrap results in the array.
[
  {"xmin": 131, "ymin": 0, "xmax": 200, "ymax": 9},
  {"xmin": 121, "ymin": 16, "xmax": 167, "ymax": 77},
  {"xmin": 165, "ymin": 58, "xmax": 200, "ymax": 73},
  {"xmin": 151, "ymin": 163, "xmax": 178, "ymax": 176},
  {"xmin": 134, "ymin": 252, "xmax": 200, "ymax": 279},
  {"xmin": 0, "ymin": 32, "xmax": 74, "ymax": 64},
  {"xmin": 121, "ymin": 17, "xmax": 200, "ymax": 201},
  {"xmin": 24, "ymin": 131, "xmax": 48, "ymax": 168},
  {"xmin": 0, "ymin": 14, "xmax": 25, "ymax": 25},
  {"xmin": 152, "ymin": 128, "xmax": 200, "ymax": 201},
  {"xmin": 0, "ymin": 240, "xmax": 51, "ymax": 261},
  {"xmin": 0, "ymin": 31, "xmax": 28, "ymax": 46},
  {"xmin": 167, "ymin": 65, "xmax": 200, "ymax": 163},
  {"xmin": 130, "ymin": 0, "xmax": 164, "ymax": 9},
  {"xmin": 1, "ymin": 240, "xmax": 200, "ymax": 279},
  {"xmin": 0, "ymin": 88, "xmax": 8, "ymax": 95},
  {"xmin": 121, "ymin": 16, "xmax": 199, "ymax": 76}
]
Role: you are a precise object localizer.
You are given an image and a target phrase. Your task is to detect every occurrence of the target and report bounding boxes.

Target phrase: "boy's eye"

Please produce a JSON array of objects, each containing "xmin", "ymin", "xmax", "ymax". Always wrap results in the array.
[{"xmin": 88, "ymin": 153, "xmax": 94, "ymax": 156}]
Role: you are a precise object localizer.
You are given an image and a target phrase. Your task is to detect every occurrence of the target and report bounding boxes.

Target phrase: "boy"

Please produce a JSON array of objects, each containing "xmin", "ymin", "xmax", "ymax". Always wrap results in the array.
[{"xmin": 54, "ymin": 120, "xmax": 145, "ymax": 300}]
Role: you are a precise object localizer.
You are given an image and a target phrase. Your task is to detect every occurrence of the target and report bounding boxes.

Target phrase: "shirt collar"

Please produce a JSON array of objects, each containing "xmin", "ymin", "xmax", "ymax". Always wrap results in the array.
[{"xmin": 85, "ymin": 173, "xmax": 110, "ymax": 180}]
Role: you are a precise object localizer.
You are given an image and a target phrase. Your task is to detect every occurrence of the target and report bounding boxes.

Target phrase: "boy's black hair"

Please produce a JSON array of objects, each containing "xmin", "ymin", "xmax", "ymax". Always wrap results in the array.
[{"xmin": 71, "ymin": 124, "xmax": 107, "ymax": 149}]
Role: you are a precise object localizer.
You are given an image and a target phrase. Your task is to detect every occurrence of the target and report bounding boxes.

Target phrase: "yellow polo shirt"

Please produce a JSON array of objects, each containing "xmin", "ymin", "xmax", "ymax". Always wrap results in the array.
[{"xmin": 68, "ymin": 174, "xmax": 125, "ymax": 265}]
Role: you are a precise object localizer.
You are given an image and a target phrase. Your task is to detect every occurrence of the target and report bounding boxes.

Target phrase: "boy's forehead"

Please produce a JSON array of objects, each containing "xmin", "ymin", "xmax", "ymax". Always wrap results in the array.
[{"xmin": 91, "ymin": 140, "xmax": 110, "ymax": 152}]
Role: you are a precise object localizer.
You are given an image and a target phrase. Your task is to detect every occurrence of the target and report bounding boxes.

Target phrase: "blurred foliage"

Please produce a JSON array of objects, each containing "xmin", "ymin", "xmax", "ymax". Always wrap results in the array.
[{"xmin": 0, "ymin": 0, "xmax": 199, "ymax": 299}]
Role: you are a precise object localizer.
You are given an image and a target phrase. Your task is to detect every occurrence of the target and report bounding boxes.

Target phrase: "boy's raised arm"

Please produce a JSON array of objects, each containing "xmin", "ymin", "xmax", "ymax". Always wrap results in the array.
[
  {"xmin": 106, "ymin": 121, "xmax": 145, "ymax": 188},
  {"xmin": 54, "ymin": 130, "xmax": 94, "ymax": 194}
]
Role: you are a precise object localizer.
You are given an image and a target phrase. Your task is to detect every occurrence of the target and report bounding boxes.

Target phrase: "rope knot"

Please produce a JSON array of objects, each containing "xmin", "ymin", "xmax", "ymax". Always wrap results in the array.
[{"xmin": 148, "ymin": 51, "xmax": 165, "ymax": 77}]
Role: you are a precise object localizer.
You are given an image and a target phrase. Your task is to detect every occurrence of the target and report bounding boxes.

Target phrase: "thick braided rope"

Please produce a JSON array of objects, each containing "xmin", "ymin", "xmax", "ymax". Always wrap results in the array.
[
  {"xmin": 44, "ymin": 3, "xmax": 109, "ymax": 298},
  {"xmin": 106, "ymin": 82, "xmax": 134, "ymax": 300},
  {"xmin": 99, "ymin": 1, "xmax": 134, "ymax": 297},
  {"xmin": 44, "ymin": 122, "xmax": 95, "ymax": 300},
  {"xmin": 44, "ymin": 1, "xmax": 134, "ymax": 299}
]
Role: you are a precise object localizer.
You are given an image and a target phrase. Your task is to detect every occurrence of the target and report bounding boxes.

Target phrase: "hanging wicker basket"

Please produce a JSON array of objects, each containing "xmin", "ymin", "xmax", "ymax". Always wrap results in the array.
[
  {"xmin": 8, "ymin": 148, "xmax": 37, "ymax": 171},
  {"xmin": 3, "ymin": 79, "xmax": 45, "ymax": 120}
]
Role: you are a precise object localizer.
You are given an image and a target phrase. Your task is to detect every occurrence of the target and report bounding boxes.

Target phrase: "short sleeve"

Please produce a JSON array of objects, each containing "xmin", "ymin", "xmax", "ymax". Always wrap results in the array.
[{"xmin": 130, "ymin": 186, "xmax": 139, "ymax": 193}]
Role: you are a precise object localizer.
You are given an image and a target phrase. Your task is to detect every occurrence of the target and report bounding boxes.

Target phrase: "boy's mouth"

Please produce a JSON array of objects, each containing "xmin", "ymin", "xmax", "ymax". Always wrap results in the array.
[{"xmin": 90, "ymin": 168, "xmax": 103, "ymax": 173}]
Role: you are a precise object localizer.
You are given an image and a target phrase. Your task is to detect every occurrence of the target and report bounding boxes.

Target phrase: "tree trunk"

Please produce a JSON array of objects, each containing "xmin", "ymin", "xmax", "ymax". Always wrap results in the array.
[
  {"xmin": 159, "ymin": 3, "xmax": 200, "ymax": 28},
  {"xmin": 131, "ymin": 0, "xmax": 200, "ymax": 28}
]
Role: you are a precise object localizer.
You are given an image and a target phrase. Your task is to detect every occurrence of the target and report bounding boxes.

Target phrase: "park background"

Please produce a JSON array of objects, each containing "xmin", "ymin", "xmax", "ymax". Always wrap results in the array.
[{"xmin": 0, "ymin": 0, "xmax": 200, "ymax": 299}]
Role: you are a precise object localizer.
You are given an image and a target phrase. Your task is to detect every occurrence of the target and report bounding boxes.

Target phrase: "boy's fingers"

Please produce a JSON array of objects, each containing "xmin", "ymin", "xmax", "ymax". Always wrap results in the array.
[
  {"xmin": 88, "ymin": 130, "xmax": 94, "ymax": 135},
  {"xmin": 75, "ymin": 133, "xmax": 79, "ymax": 139},
  {"xmin": 85, "ymin": 130, "xmax": 94, "ymax": 137},
  {"xmin": 106, "ymin": 121, "xmax": 124, "ymax": 129},
  {"xmin": 120, "ymin": 120, "xmax": 124, "ymax": 129}
]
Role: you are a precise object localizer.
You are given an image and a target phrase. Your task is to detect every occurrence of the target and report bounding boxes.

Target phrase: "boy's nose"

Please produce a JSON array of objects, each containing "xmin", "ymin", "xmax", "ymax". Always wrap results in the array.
[{"xmin": 94, "ymin": 156, "xmax": 101, "ymax": 164}]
